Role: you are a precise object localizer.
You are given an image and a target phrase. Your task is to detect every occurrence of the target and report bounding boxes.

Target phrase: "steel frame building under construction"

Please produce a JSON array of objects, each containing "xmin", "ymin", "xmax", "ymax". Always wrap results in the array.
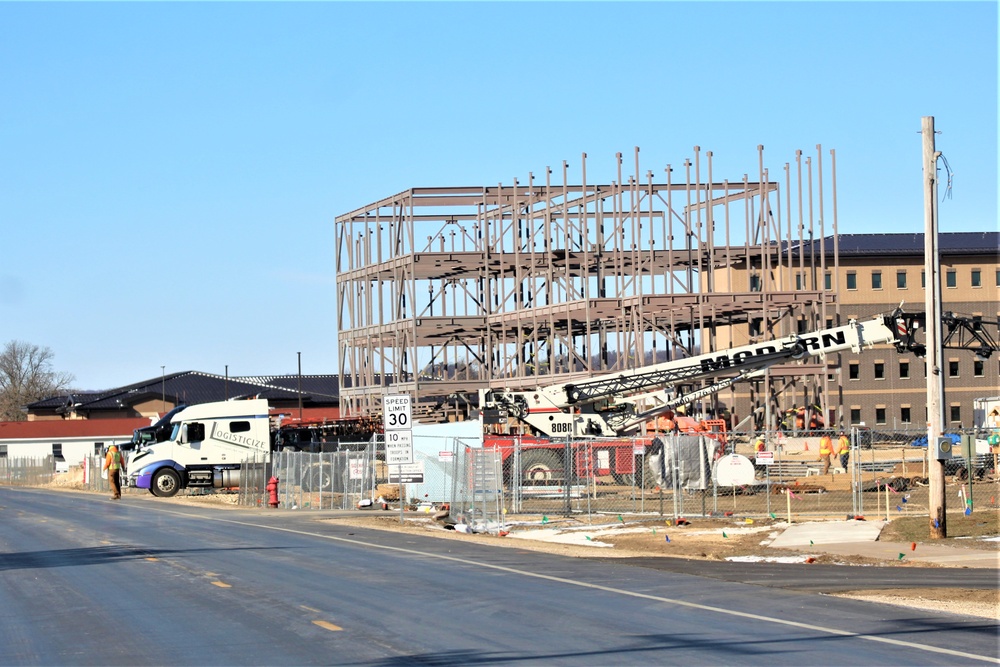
[{"xmin": 335, "ymin": 145, "xmax": 844, "ymax": 429}]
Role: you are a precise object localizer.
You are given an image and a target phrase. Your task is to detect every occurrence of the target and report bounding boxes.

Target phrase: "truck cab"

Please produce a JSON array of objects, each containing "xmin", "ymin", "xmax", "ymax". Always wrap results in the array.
[{"xmin": 126, "ymin": 399, "xmax": 271, "ymax": 497}]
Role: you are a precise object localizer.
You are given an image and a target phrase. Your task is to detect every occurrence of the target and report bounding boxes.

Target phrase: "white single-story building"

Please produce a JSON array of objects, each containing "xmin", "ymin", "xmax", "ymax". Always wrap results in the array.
[{"xmin": 0, "ymin": 418, "xmax": 152, "ymax": 467}]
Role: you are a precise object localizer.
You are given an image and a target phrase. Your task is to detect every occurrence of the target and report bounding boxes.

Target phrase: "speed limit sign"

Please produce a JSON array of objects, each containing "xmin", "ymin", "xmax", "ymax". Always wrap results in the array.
[
  {"xmin": 382, "ymin": 394, "xmax": 412, "ymax": 430},
  {"xmin": 383, "ymin": 394, "xmax": 413, "ymax": 466}
]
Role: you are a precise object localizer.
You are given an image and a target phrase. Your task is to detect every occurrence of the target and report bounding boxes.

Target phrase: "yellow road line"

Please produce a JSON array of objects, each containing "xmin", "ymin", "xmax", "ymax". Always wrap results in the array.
[{"xmin": 312, "ymin": 620, "xmax": 343, "ymax": 632}]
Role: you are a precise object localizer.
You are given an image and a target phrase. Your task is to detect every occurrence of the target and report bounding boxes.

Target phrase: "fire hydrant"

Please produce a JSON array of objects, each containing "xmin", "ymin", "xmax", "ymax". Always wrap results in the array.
[{"xmin": 266, "ymin": 476, "xmax": 280, "ymax": 508}]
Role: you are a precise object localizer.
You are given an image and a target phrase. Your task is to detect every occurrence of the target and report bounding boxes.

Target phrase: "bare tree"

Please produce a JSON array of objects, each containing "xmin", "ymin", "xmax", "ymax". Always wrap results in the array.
[{"xmin": 0, "ymin": 340, "xmax": 75, "ymax": 421}]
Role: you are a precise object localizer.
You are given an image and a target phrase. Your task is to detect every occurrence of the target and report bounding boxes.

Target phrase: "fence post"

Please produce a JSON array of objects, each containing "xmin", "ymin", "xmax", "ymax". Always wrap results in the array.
[{"xmin": 563, "ymin": 436, "xmax": 571, "ymax": 516}]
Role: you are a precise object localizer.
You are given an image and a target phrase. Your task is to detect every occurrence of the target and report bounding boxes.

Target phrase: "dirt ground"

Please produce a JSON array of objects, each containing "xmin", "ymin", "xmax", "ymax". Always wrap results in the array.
[{"xmin": 35, "ymin": 471, "xmax": 1000, "ymax": 621}]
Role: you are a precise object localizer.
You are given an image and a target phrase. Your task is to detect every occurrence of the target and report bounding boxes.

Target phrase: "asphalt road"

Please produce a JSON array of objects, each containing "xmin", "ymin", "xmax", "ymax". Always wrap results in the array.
[{"xmin": 1, "ymin": 487, "xmax": 997, "ymax": 666}]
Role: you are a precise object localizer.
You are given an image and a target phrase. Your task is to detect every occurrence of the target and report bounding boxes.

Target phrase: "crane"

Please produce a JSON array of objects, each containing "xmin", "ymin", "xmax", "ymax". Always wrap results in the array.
[{"xmin": 481, "ymin": 310, "xmax": 922, "ymax": 438}]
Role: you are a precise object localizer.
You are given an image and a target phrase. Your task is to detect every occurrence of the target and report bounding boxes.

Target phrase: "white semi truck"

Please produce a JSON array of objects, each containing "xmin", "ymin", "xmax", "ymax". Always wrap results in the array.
[
  {"xmin": 126, "ymin": 399, "xmax": 273, "ymax": 497},
  {"xmin": 126, "ymin": 399, "xmax": 385, "ymax": 497}
]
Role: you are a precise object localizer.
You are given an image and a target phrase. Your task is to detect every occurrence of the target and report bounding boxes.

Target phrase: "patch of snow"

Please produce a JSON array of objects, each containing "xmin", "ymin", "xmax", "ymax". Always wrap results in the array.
[
  {"xmin": 505, "ymin": 528, "xmax": 614, "ymax": 547},
  {"xmin": 726, "ymin": 555, "xmax": 814, "ymax": 564},
  {"xmin": 954, "ymin": 535, "xmax": 1000, "ymax": 542}
]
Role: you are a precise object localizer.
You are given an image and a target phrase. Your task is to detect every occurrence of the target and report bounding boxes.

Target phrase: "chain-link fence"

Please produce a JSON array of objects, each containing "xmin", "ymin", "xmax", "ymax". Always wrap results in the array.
[
  {"xmin": 454, "ymin": 427, "xmax": 995, "ymax": 521},
  {"xmin": 225, "ymin": 425, "xmax": 998, "ymax": 520},
  {"xmin": 236, "ymin": 444, "xmax": 381, "ymax": 510},
  {"xmin": 11, "ymin": 425, "xmax": 995, "ymax": 522},
  {"xmin": 1, "ymin": 454, "xmax": 141, "ymax": 497},
  {"xmin": 0, "ymin": 456, "xmax": 59, "ymax": 486}
]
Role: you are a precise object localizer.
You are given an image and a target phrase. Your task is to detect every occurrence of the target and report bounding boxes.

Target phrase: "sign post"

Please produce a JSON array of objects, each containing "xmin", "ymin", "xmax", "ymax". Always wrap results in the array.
[
  {"xmin": 755, "ymin": 451, "xmax": 774, "ymax": 516},
  {"xmin": 382, "ymin": 394, "xmax": 412, "ymax": 523}
]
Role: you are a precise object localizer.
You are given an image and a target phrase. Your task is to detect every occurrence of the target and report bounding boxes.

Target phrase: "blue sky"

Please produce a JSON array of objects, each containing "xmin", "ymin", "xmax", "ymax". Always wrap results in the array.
[{"xmin": 1, "ymin": 2, "xmax": 996, "ymax": 392}]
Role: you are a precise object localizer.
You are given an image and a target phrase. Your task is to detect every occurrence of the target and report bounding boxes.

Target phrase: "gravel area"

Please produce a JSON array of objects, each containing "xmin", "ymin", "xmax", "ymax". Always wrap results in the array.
[{"xmin": 832, "ymin": 589, "xmax": 999, "ymax": 621}]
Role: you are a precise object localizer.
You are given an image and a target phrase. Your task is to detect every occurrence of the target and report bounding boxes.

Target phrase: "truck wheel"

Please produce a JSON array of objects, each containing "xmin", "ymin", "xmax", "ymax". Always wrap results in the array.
[
  {"xmin": 300, "ymin": 468, "xmax": 332, "ymax": 493},
  {"xmin": 152, "ymin": 469, "xmax": 181, "ymax": 498},
  {"xmin": 521, "ymin": 450, "xmax": 563, "ymax": 485},
  {"xmin": 310, "ymin": 468, "xmax": 333, "ymax": 492}
]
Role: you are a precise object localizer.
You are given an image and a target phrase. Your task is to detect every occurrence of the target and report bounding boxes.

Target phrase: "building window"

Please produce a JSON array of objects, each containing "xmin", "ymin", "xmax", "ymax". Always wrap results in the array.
[
  {"xmin": 850, "ymin": 408, "xmax": 862, "ymax": 425},
  {"xmin": 795, "ymin": 273, "xmax": 803, "ymax": 290},
  {"xmin": 826, "ymin": 318, "xmax": 834, "ymax": 329},
  {"xmin": 900, "ymin": 406, "xmax": 911, "ymax": 424},
  {"xmin": 996, "ymin": 269, "xmax": 1000, "ymax": 287},
  {"xmin": 948, "ymin": 360, "xmax": 960, "ymax": 378},
  {"xmin": 874, "ymin": 362, "xmax": 885, "ymax": 380},
  {"xmin": 53, "ymin": 443, "xmax": 62, "ymax": 458},
  {"xmin": 749, "ymin": 318, "xmax": 763, "ymax": 337},
  {"xmin": 899, "ymin": 360, "xmax": 909, "ymax": 379},
  {"xmin": 94, "ymin": 443, "xmax": 104, "ymax": 455},
  {"xmin": 875, "ymin": 407, "xmax": 886, "ymax": 425},
  {"xmin": 849, "ymin": 362, "xmax": 860, "ymax": 380},
  {"xmin": 750, "ymin": 274, "xmax": 761, "ymax": 292},
  {"xmin": 871, "ymin": 271, "xmax": 882, "ymax": 289},
  {"xmin": 971, "ymin": 269, "xmax": 981, "ymax": 288},
  {"xmin": 921, "ymin": 270, "xmax": 926, "ymax": 288},
  {"xmin": 846, "ymin": 272, "xmax": 857, "ymax": 290},
  {"xmin": 974, "ymin": 359, "xmax": 985, "ymax": 377},
  {"xmin": 950, "ymin": 404, "xmax": 961, "ymax": 424},
  {"xmin": 824, "ymin": 272, "xmax": 832, "ymax": 290},
  {"xmin": 797, "ymin": 318, "xmax": 808, "ymax": 334},
  {"xmin": 0, "ymin": 445, "xmax": 6, "ymax": 459},
  {"xmin": 896, "ymin": 270, "xmax": 907, "ymax": 289},
  {"xmin": 946, "ymin": 269, "xmax": 957, "ymax": 288}
]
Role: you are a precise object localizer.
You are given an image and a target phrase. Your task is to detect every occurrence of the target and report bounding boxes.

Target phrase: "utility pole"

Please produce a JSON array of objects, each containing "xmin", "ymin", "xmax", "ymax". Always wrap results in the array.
[
  {"xmin": 297, "ymin": 352, "xmax": 303, "ymax": 421},
  {"xmin": 923, "ymin": 116, "xmax": 947, "ymax": 538}
]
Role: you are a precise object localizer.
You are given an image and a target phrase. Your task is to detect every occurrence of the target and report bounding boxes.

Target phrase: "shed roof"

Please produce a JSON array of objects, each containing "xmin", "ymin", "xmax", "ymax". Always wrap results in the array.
[{"xmin": 0, "ymin": 418, "xmax": 150, "ymax": 440}]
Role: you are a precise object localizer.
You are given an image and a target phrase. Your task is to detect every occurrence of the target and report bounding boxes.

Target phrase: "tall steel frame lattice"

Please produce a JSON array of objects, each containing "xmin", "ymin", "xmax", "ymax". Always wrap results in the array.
[{"xmin": 336, "ymin": 145, "xmax": 842, "ymax": 428}]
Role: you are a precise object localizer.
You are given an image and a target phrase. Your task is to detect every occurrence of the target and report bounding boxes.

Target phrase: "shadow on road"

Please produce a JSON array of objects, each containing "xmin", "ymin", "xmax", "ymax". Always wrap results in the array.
[{"xmin": 0, "ymin": 545, "xmax": 289, "ymax": 571}]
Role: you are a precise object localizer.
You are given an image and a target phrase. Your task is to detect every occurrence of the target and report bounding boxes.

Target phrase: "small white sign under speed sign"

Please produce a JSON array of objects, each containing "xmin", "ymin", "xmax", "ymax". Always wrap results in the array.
[
  {"xmin": 382, "ymin": 394, "xmax": 412, "ymax": 430},
  {"xmin": 385, "ymin": 430, "xmax": 414, "ymax": 465}
]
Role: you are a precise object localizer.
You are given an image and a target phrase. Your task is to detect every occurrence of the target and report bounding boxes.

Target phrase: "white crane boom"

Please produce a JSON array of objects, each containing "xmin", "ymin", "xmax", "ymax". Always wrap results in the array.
[{"xmin": 482, "ymin": 312, "xmax": 911, "ymax": 438}]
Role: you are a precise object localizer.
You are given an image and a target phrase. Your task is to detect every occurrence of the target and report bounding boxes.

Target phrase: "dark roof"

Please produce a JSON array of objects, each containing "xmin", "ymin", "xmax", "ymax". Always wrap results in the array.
[
  {"xmin": 240, "ymin": 375, "xmax": 339, "ymax": 400},
  {"xmin": 799, "ymin": 232, "xmax": 999, "ymax": 256},
  {"xmin": 27, "ymin": 372, "xmax": 339, "ymax": 414},
  {"xmin": 28, "ymin": 392, "xmax": 105, "ymax": 410}
]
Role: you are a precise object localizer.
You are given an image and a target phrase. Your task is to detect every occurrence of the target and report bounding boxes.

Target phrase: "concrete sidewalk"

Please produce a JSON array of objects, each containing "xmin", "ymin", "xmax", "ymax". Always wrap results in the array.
[{"xmin": 769, "ymin": 520, "xmax": 1000, "ymax": 568}]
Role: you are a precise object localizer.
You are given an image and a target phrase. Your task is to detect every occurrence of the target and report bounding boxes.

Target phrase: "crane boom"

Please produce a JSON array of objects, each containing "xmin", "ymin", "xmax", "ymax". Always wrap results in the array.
[{"xmin": 482, "ymin": 312, "xmax": 914, "ymax": 438}]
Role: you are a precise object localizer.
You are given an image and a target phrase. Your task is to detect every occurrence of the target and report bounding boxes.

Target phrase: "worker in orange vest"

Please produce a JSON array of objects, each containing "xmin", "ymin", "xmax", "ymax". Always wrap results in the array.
[
  {"xmin": 818, "ymin": 433, "xmax": 833, "ymax": 475},
  {"xmin": 753, "ymin": 435, "xmax": 767, "ymax": 478},
  {"xmin": 103, "ymin": 444, "xmax": 125, "ymax": 500},
  {"xmin": 837, "ymin": 432, "xmax": 850, "ymax": 471}
]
